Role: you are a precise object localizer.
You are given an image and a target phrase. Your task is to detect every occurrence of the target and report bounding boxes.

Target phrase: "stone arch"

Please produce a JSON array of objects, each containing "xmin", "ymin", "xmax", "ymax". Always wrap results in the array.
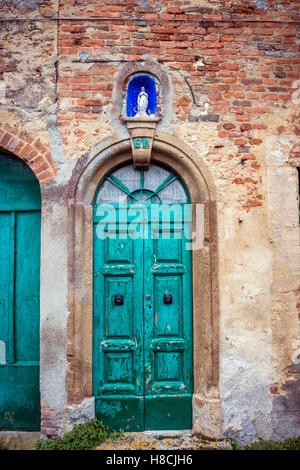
[
  {"xmin": 0, "ymin": 122, "xmax": 56, "ymax": 185},
  {"xmin": 66, "ymin": 133, "xmax": 221, "ymax": 438}
]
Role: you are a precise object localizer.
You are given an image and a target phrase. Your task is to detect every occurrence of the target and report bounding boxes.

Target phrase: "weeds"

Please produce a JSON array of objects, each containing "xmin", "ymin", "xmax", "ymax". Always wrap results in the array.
[
  {"xmin": 0, "ymin": 439, "xmax": 7, "ymax": 451},
  {"xmin": 231, "ymin": 436, "xmax": 300, "ymax": 450},
  {"xmin": 35, "ymin": 418, "xmax": 123, "ymax": 451},
  {"xmin": 2, "ymin": 411, "xmax": 29, "ymax": 450}
]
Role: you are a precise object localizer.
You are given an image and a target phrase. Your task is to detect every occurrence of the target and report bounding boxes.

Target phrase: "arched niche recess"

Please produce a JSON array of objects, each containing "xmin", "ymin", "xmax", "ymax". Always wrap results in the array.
[{"xmin": 122, "ymin": 73, "xmax": 162, "ymax": 118}]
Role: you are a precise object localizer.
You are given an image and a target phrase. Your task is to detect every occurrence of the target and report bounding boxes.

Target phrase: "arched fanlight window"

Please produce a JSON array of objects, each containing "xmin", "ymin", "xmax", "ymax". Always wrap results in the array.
[{"xmin": 95, "ymin": 163, "xmax": 189, "ymax": 204}]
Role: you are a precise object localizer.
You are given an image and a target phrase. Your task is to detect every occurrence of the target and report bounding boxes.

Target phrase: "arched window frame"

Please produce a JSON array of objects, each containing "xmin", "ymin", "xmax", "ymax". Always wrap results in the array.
[{"xmin": 94, "ymin": 162, "xmax": 190, "ymax": 205}]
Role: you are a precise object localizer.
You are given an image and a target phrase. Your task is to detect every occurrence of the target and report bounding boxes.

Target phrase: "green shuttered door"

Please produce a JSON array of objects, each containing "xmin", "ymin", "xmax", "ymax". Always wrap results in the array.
[
  {"xmin": 0, "ymin": 154, "xmax": 41, "ymax": 430},
  {"xmin": 93, "ymin": 165, "xmax": 193, "ymax": 431}
]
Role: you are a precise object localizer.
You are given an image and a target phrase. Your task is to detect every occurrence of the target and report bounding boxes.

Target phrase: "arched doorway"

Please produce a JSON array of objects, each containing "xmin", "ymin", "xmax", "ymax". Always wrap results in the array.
[
  {"xmin": 0, "ymin": 152, "xmax": 41, "ymax": 430},
  {"xmin": 92, "ymin": 163, "xmax": 193, "ymax": 431},
  {"xmin": 67, "ymin": 134, "xmax": 220, "ymax": 438}
]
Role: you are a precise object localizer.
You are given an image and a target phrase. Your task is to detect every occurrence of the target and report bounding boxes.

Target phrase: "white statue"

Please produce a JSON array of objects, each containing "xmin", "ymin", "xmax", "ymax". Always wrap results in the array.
[{"xmin": 135, "ymin": 87, "xmax": 148, "ymax": 117}]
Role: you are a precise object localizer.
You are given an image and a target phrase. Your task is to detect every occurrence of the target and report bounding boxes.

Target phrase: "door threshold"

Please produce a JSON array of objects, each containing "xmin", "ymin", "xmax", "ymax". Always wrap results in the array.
[{"xmin": 143, "ymin": 429, "xmax": 192, "ymax": 437}]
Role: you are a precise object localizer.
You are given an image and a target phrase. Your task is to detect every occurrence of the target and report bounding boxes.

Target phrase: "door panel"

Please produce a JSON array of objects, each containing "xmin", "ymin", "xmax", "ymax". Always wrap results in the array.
[
  {"xmin": 0, "ymin": 154, "xmax": 41, "ymax": 211},
  {"xmin": 104, "ymin": 277, "xmax": 133, "ymax": 337},
  {"xmin": 0, "ymin": 211, "xmax": 41, "ymax": 430},
  {"xmin": 93, "ymin": 192, "xmax": 193, "ymax": 431},
  {"xmin": 144, "ymin": 220, "xmax": 193, "ymax": 430},
  {"xmin": 93, "ymin": 208, "xmax": 144, "ymax": 431},
  {"xmin": 0, "ymin": 366, "xmax": 40, "ymax": 430},
  {"xmin": 14, "ymin": 212, "xmax": 41, "ymax": 363},
  {"xmin": 153, "ymin": 276, "xmax": 181, "ymax": 336},
  {"xmin": 144, "ymin": 395, "xmax": 192, "ymax": 430},
  {"xmin": 0, "ymin": 152, "xmax": 41, "ymax": 430}
]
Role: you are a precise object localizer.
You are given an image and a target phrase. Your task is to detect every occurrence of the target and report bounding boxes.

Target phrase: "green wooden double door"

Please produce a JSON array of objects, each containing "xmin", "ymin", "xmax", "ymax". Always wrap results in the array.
[
  {"xmin": 0, "ymin": 154, "xmax": 41, "ymax": 430},
  {"xmin": 93, "ymin": 199, "xmax": 193, "ymax": 431}
]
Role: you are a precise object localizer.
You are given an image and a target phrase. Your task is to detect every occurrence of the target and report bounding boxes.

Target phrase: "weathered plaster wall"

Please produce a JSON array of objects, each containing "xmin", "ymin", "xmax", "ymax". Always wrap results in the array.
[
  {"xmin": 264, "ymin": 111, "xmax": 300, "ymax": 440},
  {"xmin": 0, "ymin": 0, "xmax": 299, "ymax": 443}
]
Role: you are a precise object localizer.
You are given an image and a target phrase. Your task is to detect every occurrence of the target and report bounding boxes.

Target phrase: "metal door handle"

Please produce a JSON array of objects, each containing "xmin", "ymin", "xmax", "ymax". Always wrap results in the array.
[
  {"xmin": 114, "ymin": 294, "xmax": 124, "ymax": 305},
  {"xmin": 164, "ymin": 294, "xmax": 172, "ymax": 304}
]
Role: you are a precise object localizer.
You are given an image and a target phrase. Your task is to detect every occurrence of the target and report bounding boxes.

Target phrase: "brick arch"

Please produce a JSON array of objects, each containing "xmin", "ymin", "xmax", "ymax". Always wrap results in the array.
[{"xmin": 0, "ymin": 122, "xmax": 57, "ymax": 185}]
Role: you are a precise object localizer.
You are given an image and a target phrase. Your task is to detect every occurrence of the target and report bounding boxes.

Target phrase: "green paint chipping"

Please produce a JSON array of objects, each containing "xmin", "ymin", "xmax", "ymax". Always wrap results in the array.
[
  {"xmin": 93, "ymin": 164, "xmax": 193, "ymax": 431},
  {"xmin": 0, "ymin": 153, "xmax": 41, "ymax": 430}
]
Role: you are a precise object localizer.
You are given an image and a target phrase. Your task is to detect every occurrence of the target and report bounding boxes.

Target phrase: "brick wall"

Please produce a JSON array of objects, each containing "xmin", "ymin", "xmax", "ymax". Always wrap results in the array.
[
  {"xmin": 41, "ymin": 401, "xmax": 63, "ymax": 438},
  {"xmin": 55, "ymin": 0, "xmax": 300, "ymax": 209}
]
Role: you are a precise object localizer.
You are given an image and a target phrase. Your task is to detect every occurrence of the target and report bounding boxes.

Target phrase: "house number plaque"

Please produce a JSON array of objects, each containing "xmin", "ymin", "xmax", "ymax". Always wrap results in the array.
[{"xmin": 134, "ymin": 138, "xmax": 150, "ymax": 149}]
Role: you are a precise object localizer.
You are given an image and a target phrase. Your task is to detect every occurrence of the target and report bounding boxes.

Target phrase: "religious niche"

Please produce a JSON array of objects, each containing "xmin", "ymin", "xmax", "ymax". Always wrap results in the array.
[
  {"xmin": 121, "ymin": 73, "xmax": 162, "ymax": 169},
  {"xmin": 122, "ymin": 73, "xmax": 162, "ymax": 119}
]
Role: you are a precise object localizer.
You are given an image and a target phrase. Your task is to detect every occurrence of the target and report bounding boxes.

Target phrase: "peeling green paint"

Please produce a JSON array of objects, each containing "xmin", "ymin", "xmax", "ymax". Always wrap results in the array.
[
  {"xmin": 93, "ymin": 180, "xmax": 193, "ymax": 431},
  {"xmin": 0, "ymin": 153, "xmax": 41, "ymax": 430}
]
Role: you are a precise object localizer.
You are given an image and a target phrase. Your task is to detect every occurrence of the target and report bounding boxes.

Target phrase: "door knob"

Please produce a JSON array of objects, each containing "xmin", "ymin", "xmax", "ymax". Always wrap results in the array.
[
  {"xmin": 114, "ymin": 294, "xmax": 124, "ymax": 305},
  {"xmin": 145, "ymin": 295, "xmax": 151, "ymax": 300},
  {"xmin": 164, "ymin": 294, "xmax": 172, "ymax": 304}
]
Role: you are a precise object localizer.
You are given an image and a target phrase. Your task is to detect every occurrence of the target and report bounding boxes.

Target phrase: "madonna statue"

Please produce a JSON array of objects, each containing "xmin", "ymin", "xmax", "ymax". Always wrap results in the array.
[{"xmin": 135, "ymin": 87, "xmax": 149, "ymax": 117}]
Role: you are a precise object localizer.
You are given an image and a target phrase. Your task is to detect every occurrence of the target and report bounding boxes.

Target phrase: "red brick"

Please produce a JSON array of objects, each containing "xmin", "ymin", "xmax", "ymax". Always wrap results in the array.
[
  {"xmin": 262, "ymin": 94, "xmax": 279, "ymax": 101},
  {"xmin": 0, "ymin": 132, "xmax": 12, "ymax": 147},
  {"xmin": 19, "ymin": 144, "xmax": 34, "ymax": 158},
  {"xmin": 7, "ymin": 137, "xmax": 19, "ymax": 151},
  {"xmin": 221, "ymin": 35, "xmax": 234, "ymax": 42},
  {"xmin": 13, "ymin": 141, "xmax": 24, "ymax": 155},
  {"xmin": 244, "ymin": 200, "xmax": 262, "ymax": 209},
  {"xmin": 178, "ymin": 98, "xmax": 190, "ymax": 106},
  {"xmin": 224, "ymin": 77, "xmax": 237, "ymax": 83},
  {"xmin": 232, "ymin": 178, "xmax": 244, "ymax": 184},
  {"xmin": 34, "ymin": 139, "xmax": 48, "ymax": 153},
  {"xmin": 237, "ymin": 115, "xmax": 251, "ymax": 122},
  {"xmin": 251, "ymin": 162, "xmax": 260, "ymax": 169},
  {"xmin": 207, "ymin": 42, "xmax": 224, "ymax": 48},
  {"xmin": 220, "ymin": 63, "xmax": 239, "ymax": 71},
  {"xmin": 241, "ymin": 154, "xmax": 256, "ymax": 160},
  {"xmin": 76, "ymin": 99, "xmax": 103, "ymax": 106},
  {"xmin": 234, "ymin": 139, "xmax": 248, "ymax": 146}
]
